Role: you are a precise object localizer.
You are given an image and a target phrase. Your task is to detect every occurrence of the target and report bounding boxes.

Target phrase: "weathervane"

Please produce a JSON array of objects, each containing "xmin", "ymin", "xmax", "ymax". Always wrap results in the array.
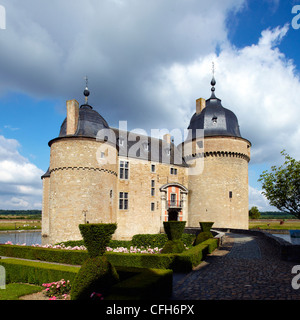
[{"xmin": 83, "ymin": 75, "xmax": 90, "ymax": 104}]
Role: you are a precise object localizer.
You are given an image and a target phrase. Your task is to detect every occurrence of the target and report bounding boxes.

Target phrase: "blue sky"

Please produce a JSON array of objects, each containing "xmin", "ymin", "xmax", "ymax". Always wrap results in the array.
[{"xmin": 0, "ymin": 0, "xmax": 300, "ymax": 211}]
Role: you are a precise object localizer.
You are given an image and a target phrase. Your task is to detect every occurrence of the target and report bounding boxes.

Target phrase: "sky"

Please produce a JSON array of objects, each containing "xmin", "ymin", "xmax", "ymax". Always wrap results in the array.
[{"xmin": 0, "ymin": 0, "xmax": 300, "ymax": 211}]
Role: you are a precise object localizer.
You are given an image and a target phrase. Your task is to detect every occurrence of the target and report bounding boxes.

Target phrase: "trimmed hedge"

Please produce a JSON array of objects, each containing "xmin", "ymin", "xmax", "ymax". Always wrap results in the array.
[
  {"xmin": 0, "ymin": 244, "xmax": 88, "ymax": 265},
  {"xmin": 0, "ymin": 258, "xmax": 80, "ymax": 285},
  {"xmin": 79, "ymin": 223, "xmax": 117, "ymax": 257},
  {"xmin": 0, "ymin": 258, "xmax": 172, "ymax": 300},
  {"xmin": 194, "ymin": 231, "xmax": 213, "ymax": 246},
  {"xmin": 71, "ymin": 255, "xmax": 119, "ymax": 300},
  {"xmin": 132, "ymin": 233, "xmax": 195, "ymax": 248},
  {"xmin": 200, "ymin": 222, "xmax": 214, "ymax": 232},
  {"xmin": 106, "ymin": 238, "xmax": 218, "ymax": 272},
  {"xmin": 0, "ymin": 238, "xmax": 219, "ymax": 272}
]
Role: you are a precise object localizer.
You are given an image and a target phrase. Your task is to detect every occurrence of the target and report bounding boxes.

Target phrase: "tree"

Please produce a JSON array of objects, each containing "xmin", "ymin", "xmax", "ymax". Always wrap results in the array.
[
  {"xmin": 249, "ymin": 206, "xmax": 260, "ymax": 219},
  {"xmin": 258, "ymin": 150, "xmax": 300, "ymax": 219}
]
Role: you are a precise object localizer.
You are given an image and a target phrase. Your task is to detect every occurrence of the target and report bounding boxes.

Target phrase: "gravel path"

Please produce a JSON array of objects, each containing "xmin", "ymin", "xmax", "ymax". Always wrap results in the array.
[{"xmin": 172, "ymin": 233, "xmax": 300, "ymax": 300}]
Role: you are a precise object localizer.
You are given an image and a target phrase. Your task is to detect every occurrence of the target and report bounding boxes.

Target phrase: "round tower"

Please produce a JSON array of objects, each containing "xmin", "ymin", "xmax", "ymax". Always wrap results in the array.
[
  {"xmin": 184, "ymin": 77, "xmax": 251, "ymax": 229},
  {"xmin": 42, "ymin": 87, "xmax": 118, "ymax": 244}
]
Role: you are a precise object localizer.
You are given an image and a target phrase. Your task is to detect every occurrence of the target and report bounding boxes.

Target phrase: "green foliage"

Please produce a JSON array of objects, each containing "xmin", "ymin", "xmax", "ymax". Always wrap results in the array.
[
  {"xmin": 0, "ymin": 258, "xmax": 79, "ymax": 285},
  {"xmin": 258, "ymin": 150, "xmax": 300, "ymax": 218},
  {"xmin": 160, "ymin": 239, "xmax": 186, "ymax": 254},
  {"xmin": 108, "ymin": 268, "xmax": 173, "ymax": 300},
  {"xmin": 249, "ymin": 206, "xmax": 261, "ymax": 219},
  {"xmin": 194, "ymin": 231, "xmax": 213, "ymax": 246},
  {"xmin": 79, "ymin": 223, "xmax": 117, "ymax": 257},
  {"xmin": 259, "ymin": 211, "xmax": 297, "ymax": 219},
  {"xmin": 131, "ymin": 233, "xmax": 195, "ymax": 249},
  {"xmin": 0, "ymin": 244, "xmax": 88, "ymax": 265},
  {"xmin": 57, "ymin": 239, "xmax": 133, "ymax": 249},
  {"xmin": 0, "ymin": 283, "xmax": 42, "ymax": 300},
  {"xmin": 106, "ymin": 238, "xmax": 219, "ymax": 272},
  {"xmin": 161, "ymin": 221, "xmax": 186, "ymax": 254},
  {"xmin": 0, "ymin": 210, "xmax": 41, "ymax": 216},
  {"xmin": 163, "ymin": 221, "xmax": 186, "ymax": 240},
  {"xmin": 71, "ymin": 255, "xmax": 119, "ymax": 300},
  {"xmin": 132, "ymin": 234, "xmax": 167, "ymax": 248},
  {"xmin": 199, "ymin": 222, "xmax": 214, "ymax": 232},
  {"xmin": 0, "ymin": 259, "xmax": 173, "ymax": 300}
]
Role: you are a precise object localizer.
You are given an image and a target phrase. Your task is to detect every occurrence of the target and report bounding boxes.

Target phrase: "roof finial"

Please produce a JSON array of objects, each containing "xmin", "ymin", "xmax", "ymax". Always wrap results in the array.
[
  {"xmin": 210, "ymin": 62, "xmax": 216, "ymax": 98},
  {"xmin": 83, "ymin": 75, "xmax": 90, "ymax": 104}
]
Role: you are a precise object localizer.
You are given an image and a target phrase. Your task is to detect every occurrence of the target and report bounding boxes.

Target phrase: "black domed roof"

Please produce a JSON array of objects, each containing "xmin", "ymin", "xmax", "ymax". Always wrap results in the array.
[
  {"xmin": 187, "ymin": 78, "xmax": 241, "ymax": 140},
  {"xmin": 59, "ymin": 104, "xmax": 109, "ymax": 138}
]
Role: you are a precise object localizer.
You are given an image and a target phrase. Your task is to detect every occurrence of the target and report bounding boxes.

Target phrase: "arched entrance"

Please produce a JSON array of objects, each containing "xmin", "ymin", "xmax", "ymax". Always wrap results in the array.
[{"xmin": 160, "ymin": 183, "xmax": 188, "ymax": 228}]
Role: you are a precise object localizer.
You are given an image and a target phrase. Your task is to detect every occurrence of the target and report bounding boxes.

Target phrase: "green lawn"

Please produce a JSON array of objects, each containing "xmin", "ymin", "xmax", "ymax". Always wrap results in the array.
[
  {"xmin": 0, "ymin": 283, "xmax": 42, "ymax": 300},
  {"xmin": 249, "ymin": 220, "xmax": 300, "ymax": 230}
]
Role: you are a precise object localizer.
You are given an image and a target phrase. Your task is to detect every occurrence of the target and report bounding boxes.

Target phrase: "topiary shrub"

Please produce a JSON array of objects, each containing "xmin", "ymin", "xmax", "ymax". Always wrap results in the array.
[
  {"xmin": 161, "ymin": 221, "xmax": 186, "ymax": 254},
  {"xmin": 199, "ymin": 222, "xmax": 214, "ymax": 233},
  {"xmin": 194, "ymin": 231, "xmax": 213, "ymax": 246},
  {"xmin": 70, "ymin": 223, "xmax": 119, "ymax": 300},
  {"xmin": 79, "ymin": 223, "xmax": 117, "ymax": 257},
  {"xmin": 70, "ymin": 255, "xmax": 119, "ymax": 300}
]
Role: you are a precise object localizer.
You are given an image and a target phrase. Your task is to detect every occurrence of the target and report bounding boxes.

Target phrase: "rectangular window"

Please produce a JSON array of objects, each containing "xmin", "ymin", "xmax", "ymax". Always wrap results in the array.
[
  {"xmin": 119, "ymin": 192, "xmax": 128, "ymax": 210},
  {"xmin": 151, "ymin": 180, "xmax": 155, "ymax": 196},
  {"xmin": 151, "ymin": 164, "xmax": 156, "ymax": 173},
  {"xmin": 170, "ymin": 167, "xmax": 177, "ymax": 175},
  {"xmin": 151, "ymin": 202, "xmax": 155, "ymax": 211},
  {"xmin": 119, "ymin": 161, "xmax": 129, "ymax": 180}
]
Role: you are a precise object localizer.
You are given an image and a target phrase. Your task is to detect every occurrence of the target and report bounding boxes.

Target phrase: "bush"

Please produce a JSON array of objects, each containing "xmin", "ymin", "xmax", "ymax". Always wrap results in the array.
[
  {"xmin": 0, "ymin": 259, "xmax": 173, "ymax": 300},
  {"xmin": 199, "ymin": 222, "xmax": 214, "ymax": 232},
  {"xmin": 249, "ymin": 206, "xmax": 260, "ymax": 219},
  {"xmin": 79, "ymin": 223, "xmax": 117, "ymax": 258},
  {"xmin": 163, "ymin": 221, "xmax": 186, "ymax": 240},
  {"xmin": 0, "ymin": 258, "xmax": 79, "ymax": 285},
  {"xmin": 194, "ymin": 231, "xmax": 213, "ymax": 246},
  {"xmin": 132, "ymin": 233, "xmax": 195, "ymax": 249},
  {"xmin": 70, "ymin": 255, "xmax": 119, "ymax": 300},
  {"xmin": 132, "ymin": 234, "xmax": 167, "ymax": 248},
  {"xmin": 71, "ymin": 223, "xmax": 119, "ymax": 300},
  {"xmin": 161, "ymin": 221, "xmax": 186, "ymax": 254}
]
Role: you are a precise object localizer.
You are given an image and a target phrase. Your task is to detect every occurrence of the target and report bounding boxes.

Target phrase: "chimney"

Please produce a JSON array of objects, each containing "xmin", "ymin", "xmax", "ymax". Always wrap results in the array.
[
  {"xmin": 66, "ymin": 99, "xmax": 79, "ymax": 135},
  {"xmin": 163, "ymin": 133, "xmax": 171, "ymax": 144},
  {"xmin": 196, "ymin": 98, "xmax": 206, "ymax": 114}
]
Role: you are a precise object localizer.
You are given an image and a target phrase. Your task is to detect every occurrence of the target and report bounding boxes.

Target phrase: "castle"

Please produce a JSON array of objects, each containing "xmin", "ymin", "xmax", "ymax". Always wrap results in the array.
[{"xmin": 41, "ymin": 77, "xmax": 251, "ymax": 244}]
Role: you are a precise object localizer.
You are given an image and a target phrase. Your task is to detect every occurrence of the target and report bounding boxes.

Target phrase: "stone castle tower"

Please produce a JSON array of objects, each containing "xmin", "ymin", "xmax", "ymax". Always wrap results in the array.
[
  {"xmin": 182, "ymin": 77, "xmax": 251, "ymax": 229},
  {"xmin": 41, "ymin": 77, "xmax": 251, "ymax": 244}
]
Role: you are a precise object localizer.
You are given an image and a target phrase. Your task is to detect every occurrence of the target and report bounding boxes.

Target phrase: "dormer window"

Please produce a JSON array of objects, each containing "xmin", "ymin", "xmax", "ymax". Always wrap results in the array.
[{"xmin": 212, "ymin": 116, "xmax": 217, "ymax": 124}]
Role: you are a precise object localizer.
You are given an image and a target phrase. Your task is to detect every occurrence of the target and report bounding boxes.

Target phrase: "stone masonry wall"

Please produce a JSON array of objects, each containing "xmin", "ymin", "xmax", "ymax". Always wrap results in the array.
[
  {"xmin": 186, "ymin": 136, "xmax": 250, "ymax": 229},
  {"xmin": 44, "ymin": 137, "xmax": 118, "ymax": 244}
]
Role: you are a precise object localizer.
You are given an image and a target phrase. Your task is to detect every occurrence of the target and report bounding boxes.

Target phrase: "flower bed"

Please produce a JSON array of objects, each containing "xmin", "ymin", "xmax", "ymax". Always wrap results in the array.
[
  {"xmin": 5, "ymin": 241, "xmax": 163, "ymax": 254},
  {"xmin": 0, "ymin": 238, "xmax": 219, "ymax": 272}
]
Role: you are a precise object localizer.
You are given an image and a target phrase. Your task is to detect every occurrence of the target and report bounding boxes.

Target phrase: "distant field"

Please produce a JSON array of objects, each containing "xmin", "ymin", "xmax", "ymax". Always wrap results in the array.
[
  {"xmin": 0, "ymin": 219, "xmax": 41, "ymax": 231},
  {"xmin": 249, "ymin": 219, "xmax": 300, "ymax": 230}
]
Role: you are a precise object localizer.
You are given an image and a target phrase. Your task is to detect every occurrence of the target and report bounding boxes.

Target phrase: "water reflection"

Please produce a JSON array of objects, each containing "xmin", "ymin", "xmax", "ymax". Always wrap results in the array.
[
  {"xmin": 0, "ymin": 231, "xmax": 41, "ymax": 246},
  {"xmin": 272, "ymin": 233, "xmax": 300, "ymax": 245}
]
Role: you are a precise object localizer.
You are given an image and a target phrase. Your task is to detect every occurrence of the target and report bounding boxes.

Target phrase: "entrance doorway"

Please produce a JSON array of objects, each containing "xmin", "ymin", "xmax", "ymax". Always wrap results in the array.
[{"xmin": 168, "ymin": 209, "xmax": 179, "ymax": 221}]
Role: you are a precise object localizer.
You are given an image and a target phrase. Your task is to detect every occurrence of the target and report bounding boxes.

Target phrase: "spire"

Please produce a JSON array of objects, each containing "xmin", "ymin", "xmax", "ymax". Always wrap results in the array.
[
  {"xmin": 83, "ymin": 75, "xmax": 90, "ymax": 104},
  {"xmin": 210, "ymin": 62, "xmax": 217, "ymax": 99}
]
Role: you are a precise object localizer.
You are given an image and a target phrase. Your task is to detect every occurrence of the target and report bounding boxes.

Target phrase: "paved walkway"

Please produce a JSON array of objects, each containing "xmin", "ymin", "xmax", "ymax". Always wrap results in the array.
[{"xmin": 172, "ymin": 233, "xmax": 300, "ymax": 300}]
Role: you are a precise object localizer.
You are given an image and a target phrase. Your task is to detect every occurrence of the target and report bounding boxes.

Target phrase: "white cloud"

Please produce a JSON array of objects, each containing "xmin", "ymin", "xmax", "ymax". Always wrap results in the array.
[
  {"xmin": 248, "ymin": 185, "xmax": 277, "ymax": 212},
  {"xmin": 0, "ymin": 135, "xmax": 43, "ymax": 209},
  {"xmin": 151, "ymin": 24, "xmax": 300, "ymax": 166}
]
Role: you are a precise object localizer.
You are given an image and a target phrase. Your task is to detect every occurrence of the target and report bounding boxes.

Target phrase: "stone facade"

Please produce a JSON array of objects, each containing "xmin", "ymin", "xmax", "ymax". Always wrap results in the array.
[{"xmin": 41, "ymin": 89, "xmax": 251, "ymax": 244}]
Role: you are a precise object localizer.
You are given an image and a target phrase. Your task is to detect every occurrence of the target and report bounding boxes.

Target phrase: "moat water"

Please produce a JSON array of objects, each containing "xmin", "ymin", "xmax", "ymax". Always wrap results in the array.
[{"xmin": 0, "ymin": 231, "xmax": 41, "ymax": 246}]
